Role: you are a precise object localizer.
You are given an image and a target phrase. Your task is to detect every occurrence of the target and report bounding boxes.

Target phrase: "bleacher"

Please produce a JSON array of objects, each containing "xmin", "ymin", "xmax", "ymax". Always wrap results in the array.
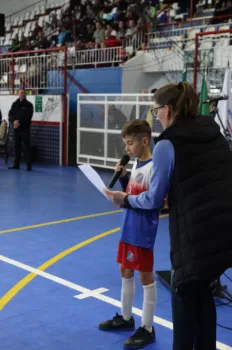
[
  {"xmin": 0, "ymin": 1, "xmax": 69, "ymax": 49},
  {"xmin": 0, "ymin": 0, "xmax": 230, "ymax": 53},
  {"xmin": 0, "ymin": 0, "xmax": 231, "ymax": 91}
]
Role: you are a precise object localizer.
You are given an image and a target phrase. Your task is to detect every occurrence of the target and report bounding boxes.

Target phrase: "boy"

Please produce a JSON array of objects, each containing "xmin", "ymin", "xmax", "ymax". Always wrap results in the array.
[{"xmin": 99, "ymin": 120, "xmax": 159, "ymax": 348}]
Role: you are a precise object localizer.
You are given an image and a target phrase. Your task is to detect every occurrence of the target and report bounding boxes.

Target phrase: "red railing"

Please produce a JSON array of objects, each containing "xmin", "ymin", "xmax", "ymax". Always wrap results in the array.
[{"xmin": 193, "ymin": 29, "xmax": 232, "ymax": 90}]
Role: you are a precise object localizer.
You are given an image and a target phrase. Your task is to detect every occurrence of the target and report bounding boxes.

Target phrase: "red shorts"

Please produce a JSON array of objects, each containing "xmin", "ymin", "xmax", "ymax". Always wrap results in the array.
[{"xmin": 116, "ymin": 241, "xmax": 154, "ymax": 272}]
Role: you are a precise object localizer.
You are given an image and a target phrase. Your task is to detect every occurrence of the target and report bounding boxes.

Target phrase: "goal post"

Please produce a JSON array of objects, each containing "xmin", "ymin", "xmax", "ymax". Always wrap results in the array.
[
  {"xmin": 77, "ymin": 93, "xmax": 163, "ymax": 170},
  {"xmin": 0, "ymin": 46, "xmax": 68, "ymax": 165},
  {"xmin": 193, "ymin": 29, "xmax": 232, "ymax": 91}
]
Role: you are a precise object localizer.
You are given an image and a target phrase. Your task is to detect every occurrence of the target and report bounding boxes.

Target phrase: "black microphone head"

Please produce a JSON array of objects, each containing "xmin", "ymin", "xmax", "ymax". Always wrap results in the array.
[{"xmin": 120, "ymin": 154, "xmax": 130, "ymax": 166}]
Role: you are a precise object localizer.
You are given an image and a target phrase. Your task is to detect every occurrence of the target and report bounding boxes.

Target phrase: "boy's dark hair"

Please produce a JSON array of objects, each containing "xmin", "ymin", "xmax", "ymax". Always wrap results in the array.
[{"xmin": 121, "ymin": 119, "xmax": 151, "ymax": 140}]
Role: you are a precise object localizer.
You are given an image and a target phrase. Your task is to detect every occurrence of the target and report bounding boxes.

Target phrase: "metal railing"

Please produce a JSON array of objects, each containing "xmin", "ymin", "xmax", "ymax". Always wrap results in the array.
[
  {"xmin": 147, "ymin": 22, "xmax": 231, "ymax": 47},
  {"xmin": 0, "ymin": 47, "xmax": 67, "ymax": 93},
  {"xmin": 67, "ymin": 46, "xmax": 123, "ymax": 67}
]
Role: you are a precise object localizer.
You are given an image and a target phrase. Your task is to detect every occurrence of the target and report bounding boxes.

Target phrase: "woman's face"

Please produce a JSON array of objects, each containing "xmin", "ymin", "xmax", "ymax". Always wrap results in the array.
[{"xmin": 152, "ymin": 102, "xmax": 172, "ymax": 130}]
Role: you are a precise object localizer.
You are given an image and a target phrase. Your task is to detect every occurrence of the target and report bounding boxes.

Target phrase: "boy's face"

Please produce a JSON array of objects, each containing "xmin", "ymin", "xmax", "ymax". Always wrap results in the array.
[{"xmin": 123, "ymin": 134, "xmax": 149, "ymax": 159}]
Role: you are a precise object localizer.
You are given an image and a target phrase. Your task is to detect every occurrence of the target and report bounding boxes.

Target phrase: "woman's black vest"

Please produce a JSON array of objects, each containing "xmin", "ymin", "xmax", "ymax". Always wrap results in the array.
[{"xmin": 158, "ymin": 115, "xmax": 232, "ymax": 288}]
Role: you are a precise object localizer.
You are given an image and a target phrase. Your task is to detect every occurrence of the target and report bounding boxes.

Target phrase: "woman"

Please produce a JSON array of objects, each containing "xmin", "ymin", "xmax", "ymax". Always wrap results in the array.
[{"xmin": 104, "ymin": 82, "xmax": 232, "ymax": 350}]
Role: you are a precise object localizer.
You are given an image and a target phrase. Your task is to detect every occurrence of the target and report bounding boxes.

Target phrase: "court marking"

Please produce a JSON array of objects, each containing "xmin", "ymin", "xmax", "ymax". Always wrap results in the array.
[
  {"xmin": 0, "ymin": 227, "xmax": 120, "ymax": 311},
  {"xmin": 0, "ymin": 254, "xmax": 231, "ymax": 350},
  {"xmin": 0, "ymin": 209, "xmax": 122, "ymax": 235},
  {"xmin": 0, "ymin": 214, "xmax": 168, "ymax": 311}
]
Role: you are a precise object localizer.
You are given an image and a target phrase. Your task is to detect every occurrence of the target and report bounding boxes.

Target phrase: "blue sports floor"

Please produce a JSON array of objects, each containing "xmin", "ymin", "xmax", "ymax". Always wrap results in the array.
[{"xmin": 0, "ymin": 163, "xmax": 231, "ymax": 350}]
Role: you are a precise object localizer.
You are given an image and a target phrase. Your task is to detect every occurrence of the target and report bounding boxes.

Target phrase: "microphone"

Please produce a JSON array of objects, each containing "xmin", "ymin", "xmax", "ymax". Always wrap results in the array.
[
  {"xmin": 202, "ymin": 95, "xmax": 228, "ymax": 104},
  {"xmin": 109, "ymin": 154, "xmax": 130, "ymax": 189}
]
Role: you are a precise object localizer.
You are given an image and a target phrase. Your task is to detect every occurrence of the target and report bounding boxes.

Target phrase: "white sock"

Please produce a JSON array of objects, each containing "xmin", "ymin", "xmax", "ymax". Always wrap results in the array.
[
  {"xmin": 121, "ymin": 276, "xmax": 135, "ymax": 321},
  {"xmin": 142, "ymin": 282, "xmax": 157, "ymax": 333}
]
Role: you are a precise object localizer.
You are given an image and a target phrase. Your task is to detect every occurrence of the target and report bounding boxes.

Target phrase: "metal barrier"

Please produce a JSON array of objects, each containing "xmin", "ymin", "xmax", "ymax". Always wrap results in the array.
[
  {"xmin": 0, "ymin": 47, "xmax": 67, "ymax": 94},
  {"xmin": 68, "ymin": 30, "xmax": 145, "ymax": 67},
  {"xmin": 67, "ymin": 46, "xmax": 123, "ymax": 67},
  {"xmin": 77, "ymin": 93, "xmax": 163, "ymax": 170}
]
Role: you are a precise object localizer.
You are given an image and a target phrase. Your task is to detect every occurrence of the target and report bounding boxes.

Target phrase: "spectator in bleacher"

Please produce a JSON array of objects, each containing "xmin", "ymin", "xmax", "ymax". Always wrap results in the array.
[
  {"xmin": 73, "ymin": 4, "xmax": 84, "ymax": 20},
  {"xmin": 159, "ymin": 10, "xmax": 168, "ymax": 24},
  {"xmin": 86, "ymin": 3, "xmax": 96, "ymax": 20},
  {"xmin": 32, "ymin": 22, "xmax": 42, "ymax": 41},
  {"xmin": 104, "ymin": 29, "xmax": 121, "ymax": 47},
  {"xmin": 113, "ymin": 7, "xmax": 126, "ymax": 22},
  {"xmin": 50, "ymin": 13, "xmax": 60, "ymax": 28},
  {"xmin": 117, "ymin": 21, "xmax": 126, "ymax": 39},
  {"xmin": 125, "ymin": 8, "xmax": 137, "ymax": 23},
  {"xmin": 81, "ymin": 23, "xmax": 94, "ymax": 43},
  {"xmin": 125, "ymin": 20, "xmax": 137, "ymax": 36},
  {"xmin": 107, "ymin": 24, "xmax": 117, "ymax": 37},
  {"xmin": 93, "ymin": 22, "xmax": 105, "ymax": 44},
  {"xmin": 8, "ymin": 89, "xmax": 33, "ymax": 171},
  {"xmin": 37, "ymin": 31, "xmax": 50, "ymax": 50},
  {"xmin": 23, "ymin": 38, "xmax": 32, "ymax": 51},
  {"xmin": 62, "ymin": 15, "xmax": 72, "ymax": 31},
  {"xmin": 20, "ymin": 34, "xmax": 27, "ymax": 50},
  {"xmin": 9, "ymin": 37, "xmax": 21, "ymax": 52},
  {"xmin": 43, "ymin": 23, "xmax": 53, "ymax": 39},
  {"xmin": 58, "ymin": 28, "xmax": 67, "ymax": 46}
]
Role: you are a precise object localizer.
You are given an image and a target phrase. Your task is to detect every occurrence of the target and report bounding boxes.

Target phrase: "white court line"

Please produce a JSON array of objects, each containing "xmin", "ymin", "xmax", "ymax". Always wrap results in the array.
[{"xmin": 0, "ymin": 254, "xmax": 231, "ymax": 350}]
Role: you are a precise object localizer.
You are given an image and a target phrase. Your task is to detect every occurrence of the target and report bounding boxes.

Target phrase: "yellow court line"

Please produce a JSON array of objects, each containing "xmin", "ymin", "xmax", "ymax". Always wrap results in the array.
[
  {"xmin": 0, "ymin": 214, "xmax": 168, "ymax": 311},
  {"xmin": 0, "ymin": 227, "xmax": 121, "ymax": 311},
  {"xmin": 0, "ymin": 210, "xmax": 122, "ymax": 235}
]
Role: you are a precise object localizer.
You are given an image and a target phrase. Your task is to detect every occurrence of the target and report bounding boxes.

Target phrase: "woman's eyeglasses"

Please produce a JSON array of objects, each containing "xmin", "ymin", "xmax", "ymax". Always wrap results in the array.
[{"xmin": 151, "ymin": 106, "xmax": 165, "ymax": 119}]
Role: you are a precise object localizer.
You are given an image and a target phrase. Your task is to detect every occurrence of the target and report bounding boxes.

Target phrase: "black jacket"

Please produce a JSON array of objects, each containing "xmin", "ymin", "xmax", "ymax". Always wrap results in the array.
[
  {"xmin": 158, "ymin": 115, "xmax": 232, "ymax": 289},
  {"xmin": 9, "ymin": 98, "xmax": 33, "ymax": 130}
]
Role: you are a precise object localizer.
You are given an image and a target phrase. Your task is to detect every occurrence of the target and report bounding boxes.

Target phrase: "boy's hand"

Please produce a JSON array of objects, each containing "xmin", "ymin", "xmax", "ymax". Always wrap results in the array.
[
  {"xmin": 104, "ymin": 189, "xmax": 127, "ymax": 206},
  {"xmin": 115, "ymin": 161, "xmax": 127, "ymax": 178}
]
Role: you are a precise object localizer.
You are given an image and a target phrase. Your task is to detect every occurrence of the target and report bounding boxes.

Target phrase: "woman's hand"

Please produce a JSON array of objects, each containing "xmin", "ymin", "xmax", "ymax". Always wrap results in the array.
[{"xmin": 104, "ymin": 189, "xmax": 128, "ymax": 207}]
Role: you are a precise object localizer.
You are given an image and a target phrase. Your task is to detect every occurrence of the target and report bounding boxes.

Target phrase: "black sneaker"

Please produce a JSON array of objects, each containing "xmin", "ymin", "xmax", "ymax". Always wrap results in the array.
[
  {"xmin": 124, "ymin": 326, "xmax": 156, "ymax": 348},
  {"xmin": 98, "ymin": 313, "xmax": 135, "ymax": 331}
]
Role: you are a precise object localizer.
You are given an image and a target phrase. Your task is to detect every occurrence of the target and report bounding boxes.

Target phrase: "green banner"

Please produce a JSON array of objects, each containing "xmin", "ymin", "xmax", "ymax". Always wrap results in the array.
[{"xmin": 35, "ymin": 96, "xmax": 43, "ymax": 113}]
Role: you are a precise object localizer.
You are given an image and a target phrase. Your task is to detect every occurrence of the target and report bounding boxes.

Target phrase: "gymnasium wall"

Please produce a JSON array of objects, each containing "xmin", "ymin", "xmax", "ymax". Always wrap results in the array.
[{"xmin": 0, "ymin": 95, "xmax": 62, "ymax": 165}]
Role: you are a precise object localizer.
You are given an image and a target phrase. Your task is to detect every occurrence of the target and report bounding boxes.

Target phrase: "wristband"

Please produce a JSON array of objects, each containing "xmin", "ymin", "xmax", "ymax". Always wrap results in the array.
[{"xmin": 124, "ymin": 194, "xmax": 130, "ymax": 206}]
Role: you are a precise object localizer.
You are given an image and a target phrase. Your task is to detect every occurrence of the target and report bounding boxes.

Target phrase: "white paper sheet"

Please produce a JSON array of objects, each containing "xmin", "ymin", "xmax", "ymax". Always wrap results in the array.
[{"xmin": 78, "ymin": 164, "xmax": 108, "ymax": 198}]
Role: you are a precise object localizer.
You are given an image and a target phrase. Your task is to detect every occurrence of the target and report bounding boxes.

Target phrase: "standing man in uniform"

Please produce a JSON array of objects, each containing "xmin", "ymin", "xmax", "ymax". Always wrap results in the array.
[{"xmin": 8, "ymin": 89, "xmax": 34, "ymax": 171}]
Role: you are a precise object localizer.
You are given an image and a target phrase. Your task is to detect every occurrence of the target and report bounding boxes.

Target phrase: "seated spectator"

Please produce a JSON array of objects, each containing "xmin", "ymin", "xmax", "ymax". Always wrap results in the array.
[
  {"xmin": 9, "ymin": 37, "xmax": 21, "ymax": 52},
  {"xmin": 50, "ymin": 13, "xmax": 60, "ymax": 28},
  {"xmin": 159, "ymin": 10, "xmax": 168, "ymax": 24},
  {"xmin": 125, "ymin": 19, "xmax": 137, "ymax": 36},
  {"xmin": 37, "ymin": 31, "xmax": 50, "ymax": 49},
  {"xmin": 117, "ymin": 21, "xmax": 126, "ymax": 39},
  {"xmin": 44, "ymin": 23, "xmax": 53, "ymax": 38},
  {"xmin": 62, "ymin": 15, "xmax": 72, "ymax": 31},
  {"xmin": 93, "ymin": 22, "xmax": 105, "ymax": 44},
  {"xmin": 107, "ymin": 24, "xmax": 117, "ymax": 36},
  {"xmin": 113, "ymin": 7, "xmax": 126, "ymax": 22},
  {"xmin": 32, "ymin": 22, "xmax": 42, "ymax": 41},
  {"xmin": 86, "ymin": 3, "xmax": 96, "ymax": 20},
  {"xmin": 104, "ymin": 29, "xmax": 121, "ymax": 47},
  {"xmin": 24, "ymin": 38, "xmax": 32, "ymax": 51},
  {"xmin": 58, "ymin": 28, "xmax": 67, "ymax": 46}
]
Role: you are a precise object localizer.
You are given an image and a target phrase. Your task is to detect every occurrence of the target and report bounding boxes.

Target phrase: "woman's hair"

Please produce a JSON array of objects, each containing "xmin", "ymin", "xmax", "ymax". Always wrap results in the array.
[
  {"xmin": 153, "ymin": 82, "xmax": 199, "ymax": 121},
  {"xmin": 121, "ymin": 119, "xmax": 151, "ymax": 140}
]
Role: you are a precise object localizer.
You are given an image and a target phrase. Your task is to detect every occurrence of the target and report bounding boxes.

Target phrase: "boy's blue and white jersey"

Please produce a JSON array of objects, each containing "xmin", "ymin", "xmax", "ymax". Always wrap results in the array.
[{"xmin": 120, "ymin": 159, "xmax": 159, "ymax": 250}]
